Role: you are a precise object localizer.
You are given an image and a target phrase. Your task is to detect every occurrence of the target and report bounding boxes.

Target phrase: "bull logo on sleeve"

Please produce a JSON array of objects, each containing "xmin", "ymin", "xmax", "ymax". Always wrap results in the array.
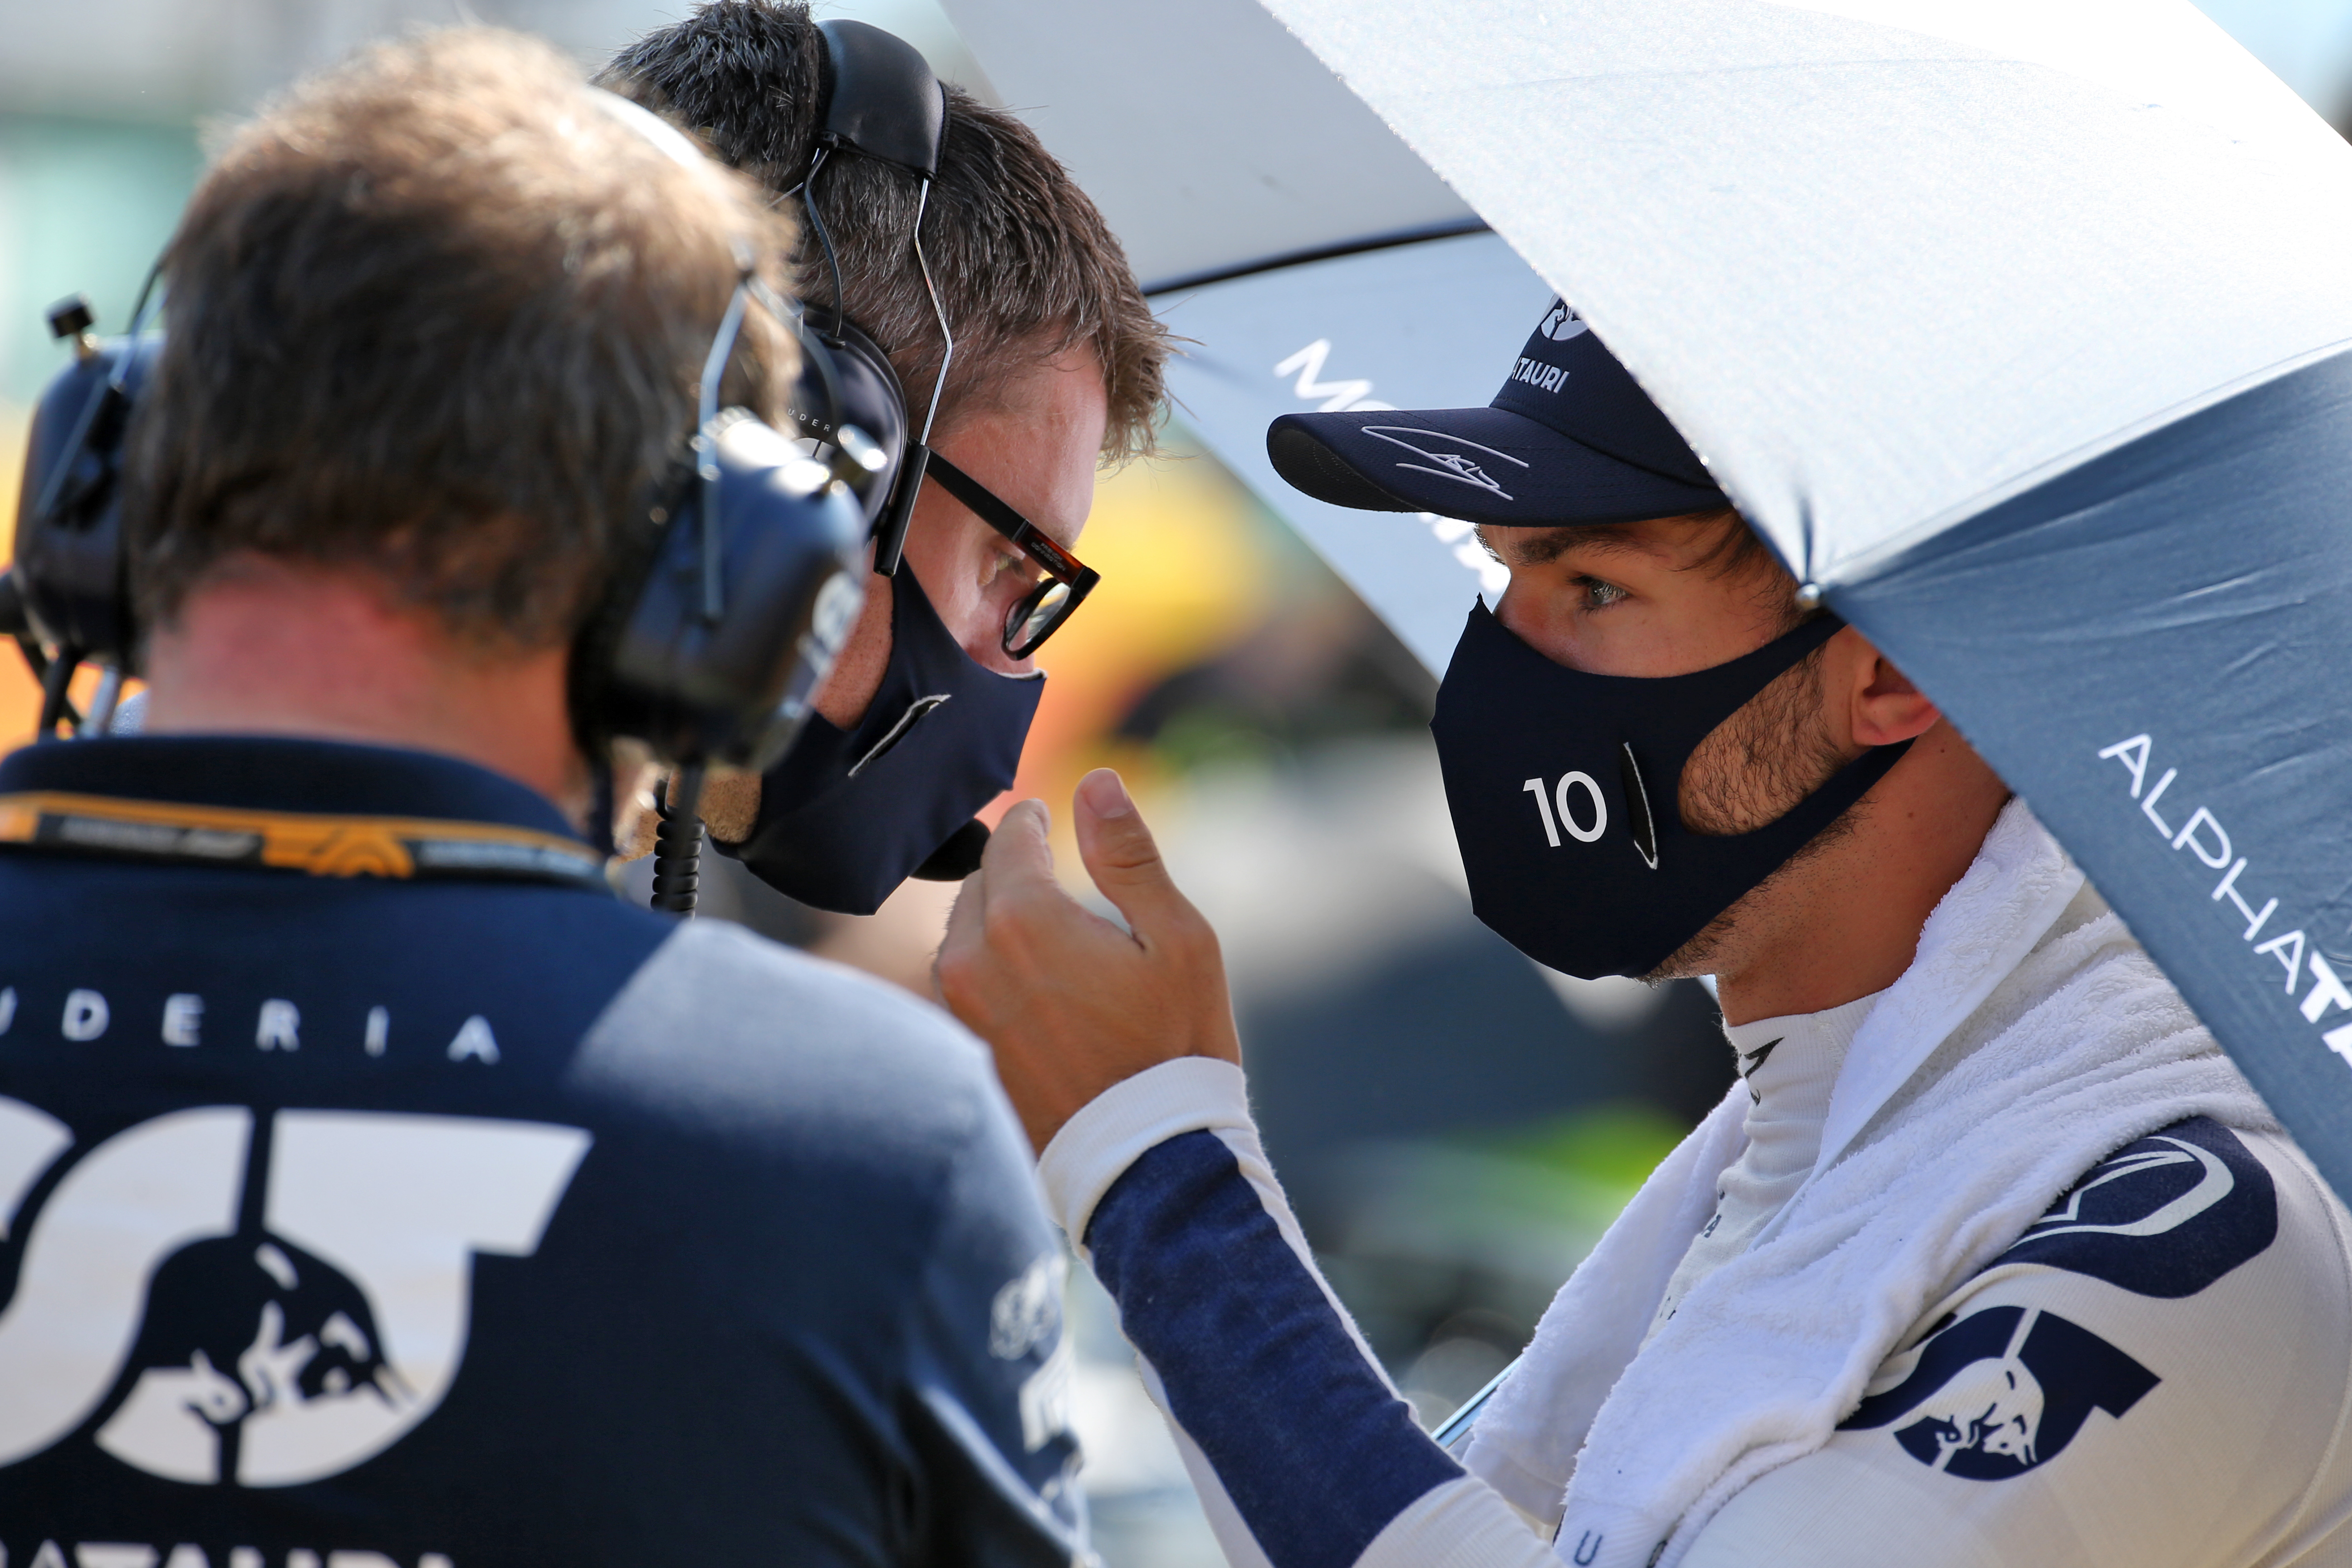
[
  {"xmin": 1909, "ymin": 1343, "xmax": 2045, "ymax": 1469},
  {"xmin": 1839, "ymin": 1305, "xmax": 2156, "ymax": 1480},
  {"xmin": 0, "ymin": 1098, "xmax": 588, "ymax": 1485}
]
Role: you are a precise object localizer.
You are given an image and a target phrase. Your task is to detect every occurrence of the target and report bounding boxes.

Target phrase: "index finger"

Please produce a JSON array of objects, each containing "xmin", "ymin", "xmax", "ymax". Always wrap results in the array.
[
  {"xmin": 978, "ymin": 799, "xmax": 1139, "ymax": 957},
  {"xmin": 979, "ymin": 799, "xmax": 1062, "ymax": 906}
]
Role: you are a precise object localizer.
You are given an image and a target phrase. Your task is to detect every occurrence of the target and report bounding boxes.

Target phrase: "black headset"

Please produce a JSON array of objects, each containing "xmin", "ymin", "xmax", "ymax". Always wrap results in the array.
[
  {"xmin": 5, "ymin": 289, "xmax": 156, "ymax": 736},
  {"xmin": 1, "ymin": 19, "xmax": 951, "ymax": 911},
  {"xmin": 601, "ymin": 19, "xmax": 958, "ymax": 911},
  {"xmin": 4, "ymin": 23, "xmax": 946, "ymax": 741},
  {"xmin": 790, "ymin": 19, "xmax": 956, "ymax": 580}
]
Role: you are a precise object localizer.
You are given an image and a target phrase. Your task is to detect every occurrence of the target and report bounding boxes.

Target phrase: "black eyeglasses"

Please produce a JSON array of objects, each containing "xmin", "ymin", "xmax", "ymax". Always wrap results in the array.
[{"xmin": 922, "ymin": 452, "xmax": 1102, "ymax": 658}]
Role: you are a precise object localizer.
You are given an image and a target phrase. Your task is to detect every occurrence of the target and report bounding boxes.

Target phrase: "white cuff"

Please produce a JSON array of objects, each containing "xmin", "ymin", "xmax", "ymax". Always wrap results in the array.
[
  {"xmin": 1035, "ymin": 1055, "xmax": 1251, "ymax": 1244},
  {"xmin": 1359, "ymin": 1475, "xmax": 1558, "ymax": 1568}
]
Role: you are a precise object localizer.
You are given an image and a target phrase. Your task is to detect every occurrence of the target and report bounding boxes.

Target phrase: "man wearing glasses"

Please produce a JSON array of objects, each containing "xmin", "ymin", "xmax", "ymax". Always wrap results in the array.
[{"xmin": 603, "ymin": 0, "xmax": 1164, "ymax": 916}]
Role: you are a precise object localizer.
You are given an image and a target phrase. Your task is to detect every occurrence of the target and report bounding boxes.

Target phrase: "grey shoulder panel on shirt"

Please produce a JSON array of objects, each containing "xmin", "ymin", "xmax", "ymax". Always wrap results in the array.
[{"xmin": 565, "ymin": 918, "xmax": 1006, "ymax": 1156}]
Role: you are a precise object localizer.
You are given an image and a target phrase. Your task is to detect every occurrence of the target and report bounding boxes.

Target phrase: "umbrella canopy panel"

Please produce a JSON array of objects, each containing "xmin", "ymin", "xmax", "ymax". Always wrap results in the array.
[
  {"xmin": 1256, "ymin": 0, "xmax": 2352, "ymax": 587},
  {"xmin": 1840, "ymin": 349, "xmax": 2352, "ymax": 1198},
  {"xmin": 1152, "ymin": 231, "xmax": 1555, "ymax": 676},
  {"xmin": 937, "ymin": 0, "xmax": 1475, "ymax": 291}
]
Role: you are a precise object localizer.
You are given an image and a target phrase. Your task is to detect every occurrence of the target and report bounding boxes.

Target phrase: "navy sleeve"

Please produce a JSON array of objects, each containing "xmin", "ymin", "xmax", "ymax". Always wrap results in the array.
[
  {"xmin": 1085, "ymin": 1130, "xmax": 1462, "ymax": 1568},
  {"xmin": 906, "ymin": 1075, "xmax": 1088, "ymax": 1566}
]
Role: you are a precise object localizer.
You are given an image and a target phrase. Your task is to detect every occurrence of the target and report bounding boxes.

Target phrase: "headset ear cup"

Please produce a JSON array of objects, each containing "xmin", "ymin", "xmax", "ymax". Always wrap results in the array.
[
  {"xmin": 568, "ymin": 458, "xmax": 693, "ymax": 763},
  {"xmin": 792, "ymin": 316, "xmax": 910, "ymax": 529},
  {"xmin": 590, "ymin": 416, "xmax": 867, "ymax": 770},
  {"xmin": 14, "ymin": 332, "xmax": 160, "ymax": 675},
  {"xmin": 587, "ymin": 308, "xmax": 895, "ymax": 770}
]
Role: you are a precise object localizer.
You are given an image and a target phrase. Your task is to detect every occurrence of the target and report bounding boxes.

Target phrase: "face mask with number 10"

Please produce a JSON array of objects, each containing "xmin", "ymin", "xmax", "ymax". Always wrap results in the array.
[{"xmin": 1430, "ymin": 601, "xmax": 1911, "ymax": 980}]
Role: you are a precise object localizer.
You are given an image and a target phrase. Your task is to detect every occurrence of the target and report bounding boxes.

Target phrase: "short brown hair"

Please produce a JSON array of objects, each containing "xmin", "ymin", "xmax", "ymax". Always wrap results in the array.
[
  {"xmin": 600, "ymin": 1, "xmax": 1168, "ymax": 461},
  {"xmin": 128, "ymin": 27, "xmax": 796, "ymax": 647}
]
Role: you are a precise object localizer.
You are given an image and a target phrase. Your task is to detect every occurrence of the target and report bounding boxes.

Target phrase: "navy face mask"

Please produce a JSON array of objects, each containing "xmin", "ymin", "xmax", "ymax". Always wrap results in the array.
[
  {"xmin": 1431, "ymin": 602, "xmax": 1911, "ymax": 980},
  {"xmin": 716, "ymin": 566, "xmax": 1043, "ymax": 915}
]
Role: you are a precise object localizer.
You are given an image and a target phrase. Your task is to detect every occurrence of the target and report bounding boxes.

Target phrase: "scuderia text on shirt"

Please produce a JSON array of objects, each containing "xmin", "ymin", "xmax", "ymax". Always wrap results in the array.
[{"xmin": 0, "ymin": 986, "xmax": 500, "ymax": 1063}]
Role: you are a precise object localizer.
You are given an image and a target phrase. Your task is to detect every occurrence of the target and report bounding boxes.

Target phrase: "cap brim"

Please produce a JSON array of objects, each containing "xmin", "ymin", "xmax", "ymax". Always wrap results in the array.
[{"xmin": 1267, "ymin": 405, "xmax": 1727, "ymax": 528}]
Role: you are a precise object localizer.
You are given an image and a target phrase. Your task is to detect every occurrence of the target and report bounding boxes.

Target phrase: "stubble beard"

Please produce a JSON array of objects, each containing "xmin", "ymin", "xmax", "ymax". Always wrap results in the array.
[
  {"xmin": 1636, "ymin": 800, "xmax": 1866, "ymax": 984},
  {"xmin": 1636, "ymin": 644, "xmax": 1865, "ymax": 987}
]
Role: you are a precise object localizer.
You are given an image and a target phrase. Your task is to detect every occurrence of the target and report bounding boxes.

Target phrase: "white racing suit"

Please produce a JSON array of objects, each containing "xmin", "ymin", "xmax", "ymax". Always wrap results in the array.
[{"xmin": 1046, "ymin": 802, "xmax": 2352, "ymax": 1567}]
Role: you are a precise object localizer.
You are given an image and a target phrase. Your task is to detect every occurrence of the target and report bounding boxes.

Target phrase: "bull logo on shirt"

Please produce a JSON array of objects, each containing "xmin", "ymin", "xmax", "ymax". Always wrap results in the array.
[
  {"xmin": 1838, "ymin": 1305, "xmax": 2156, "ymax": 1480},
  {"xmin": 99, "ymin": 1233, "xmax": 410, "ymax": 1485},
  {"xmin": 1910, "ymin": 1346, "xmax": 2044, "ymax": 1469},
  {"xmin": 0, "ymin": 1098, "xmax": 588, "ymax": 1485}
]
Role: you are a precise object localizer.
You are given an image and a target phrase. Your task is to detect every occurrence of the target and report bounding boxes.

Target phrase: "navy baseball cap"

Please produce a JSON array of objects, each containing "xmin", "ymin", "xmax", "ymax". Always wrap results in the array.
[{"xmin": 1266, "ymin": 299, "xmax": 1728, "ymax": 526}]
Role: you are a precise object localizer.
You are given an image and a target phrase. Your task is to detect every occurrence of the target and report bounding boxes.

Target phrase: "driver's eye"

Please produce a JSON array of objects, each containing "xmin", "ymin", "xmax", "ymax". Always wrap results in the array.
[{"xmin": 1579, "ymin": 576, "xmax": 1629, "ymax": 610}]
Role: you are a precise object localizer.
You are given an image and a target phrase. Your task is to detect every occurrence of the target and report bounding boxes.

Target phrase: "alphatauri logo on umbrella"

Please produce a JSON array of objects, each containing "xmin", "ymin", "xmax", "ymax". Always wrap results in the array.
[{"xmin": 0, "ymin": 1099, "xmax": 588, "ymax": 1485}]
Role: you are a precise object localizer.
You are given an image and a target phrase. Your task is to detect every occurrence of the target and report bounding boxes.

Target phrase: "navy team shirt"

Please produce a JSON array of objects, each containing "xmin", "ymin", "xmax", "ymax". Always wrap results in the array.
[{"xmin": 0, "ymin": 735, "xmax": 1081, "ymax": 1568}]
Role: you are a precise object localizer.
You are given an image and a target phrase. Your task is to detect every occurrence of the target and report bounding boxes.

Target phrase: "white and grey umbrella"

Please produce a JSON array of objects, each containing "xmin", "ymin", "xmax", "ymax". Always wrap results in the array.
[
  {"xmin": 941, "ymin": 0, "xmax": 1548, "ymax": 671},
  {"xmin": 946, "ymin": 0, "xmax": 2352, "ymax": 1204}
]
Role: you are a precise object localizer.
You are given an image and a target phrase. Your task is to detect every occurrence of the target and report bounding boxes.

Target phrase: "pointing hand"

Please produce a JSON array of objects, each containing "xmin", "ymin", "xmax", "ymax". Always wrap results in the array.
[{"xmin": 936, "ymin": 769, "xmax": 1241, "ymax": 1153}]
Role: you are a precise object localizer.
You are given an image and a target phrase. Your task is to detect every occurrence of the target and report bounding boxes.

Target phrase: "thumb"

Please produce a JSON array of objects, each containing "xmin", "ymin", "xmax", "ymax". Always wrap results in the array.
[{"xmin": 1073, "ymin": 770, "xmax": 1193, "ymax": 940}]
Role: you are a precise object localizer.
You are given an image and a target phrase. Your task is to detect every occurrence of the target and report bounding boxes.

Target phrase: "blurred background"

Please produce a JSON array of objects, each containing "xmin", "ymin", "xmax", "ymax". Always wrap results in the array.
[{"xmin": 1, "ymin": 4, "xmax": 2347, "ymax": 1563}]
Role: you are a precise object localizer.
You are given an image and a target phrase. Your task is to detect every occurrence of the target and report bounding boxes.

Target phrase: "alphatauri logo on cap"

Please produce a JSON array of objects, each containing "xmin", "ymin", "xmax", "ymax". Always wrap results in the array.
[
  {"xmin": 1539, "ymin": 300, "xmax": 1590, "ymax": 343},
  {"xmin": 1509, "ymin": 358, "xmax": 1568, "ymax": 395}
]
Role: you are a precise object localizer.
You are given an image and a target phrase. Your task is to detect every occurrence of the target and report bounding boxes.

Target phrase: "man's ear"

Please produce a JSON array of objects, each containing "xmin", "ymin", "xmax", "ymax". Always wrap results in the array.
[{"xmin": 1839, "ymin": 630, "xmax": 1941, "ymax": 746}]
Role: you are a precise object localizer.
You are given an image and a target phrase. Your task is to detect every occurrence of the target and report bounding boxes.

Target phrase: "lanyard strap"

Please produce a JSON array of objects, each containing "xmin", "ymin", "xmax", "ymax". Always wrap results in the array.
[{"xmin": 0, "ymin": 790, "xmax": 611, "ymax": 894}]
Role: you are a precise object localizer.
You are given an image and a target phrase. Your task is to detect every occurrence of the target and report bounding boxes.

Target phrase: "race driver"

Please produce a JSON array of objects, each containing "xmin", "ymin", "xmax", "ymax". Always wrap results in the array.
[{"xmin": 933, "ymin": 299, "xmax": 2352, "ymax": 1567}]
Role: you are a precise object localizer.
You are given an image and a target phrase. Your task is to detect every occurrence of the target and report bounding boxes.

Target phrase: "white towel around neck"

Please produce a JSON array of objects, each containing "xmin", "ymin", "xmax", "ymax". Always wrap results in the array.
[
  {"xmin": 1462, "ymin": 800, "xmax": 2275, "ymax": 1568},
  {"xmin": 1638, "ymin": 987, "xmax": 1880, "ymax": 1347}
]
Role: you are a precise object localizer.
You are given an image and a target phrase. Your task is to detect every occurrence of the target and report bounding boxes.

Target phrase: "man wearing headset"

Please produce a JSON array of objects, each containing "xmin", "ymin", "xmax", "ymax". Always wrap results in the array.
[
  {"xmin": 0, "ymin": 30, "xmax": 1084, "ymax": 1565},
  {"xmin": 602, "ymin": 0, "xmax": 1169, "ymax": 915},
  {"xmin": 936, "ymin": 297, "xmax": 2352, "ymax": 1565}
]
